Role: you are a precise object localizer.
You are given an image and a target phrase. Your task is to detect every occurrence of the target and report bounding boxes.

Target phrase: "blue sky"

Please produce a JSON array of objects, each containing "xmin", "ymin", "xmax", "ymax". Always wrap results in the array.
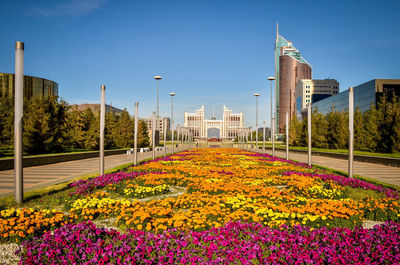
[{"xmin": 1, "ymin": 0, "xmax": 399, "ymax": 127}]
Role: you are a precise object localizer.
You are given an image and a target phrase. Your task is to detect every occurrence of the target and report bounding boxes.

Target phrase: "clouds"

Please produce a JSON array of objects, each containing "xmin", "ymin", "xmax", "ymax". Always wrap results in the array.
[{"xmin": 31, "ymin": 0, "xmax": 107, "ymax": 17}]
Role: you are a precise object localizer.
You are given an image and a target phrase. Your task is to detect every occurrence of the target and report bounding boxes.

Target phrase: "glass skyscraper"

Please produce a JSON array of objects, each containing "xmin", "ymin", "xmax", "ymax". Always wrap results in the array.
[{"xmin": 274, "ymin": 26, "xmax": 312, "ymax": 133}]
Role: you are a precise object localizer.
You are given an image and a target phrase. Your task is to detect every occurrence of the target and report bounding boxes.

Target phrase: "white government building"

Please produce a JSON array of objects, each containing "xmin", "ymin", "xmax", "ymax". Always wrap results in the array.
[{"xmin": 183, "ymin": 105, "xmax": 244, "ymax": 139}]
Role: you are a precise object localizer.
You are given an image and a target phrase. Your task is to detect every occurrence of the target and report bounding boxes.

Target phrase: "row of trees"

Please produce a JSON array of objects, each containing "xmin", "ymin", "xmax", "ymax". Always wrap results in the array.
[
  {"xmin": 288, "ymin": 96, "xmax": 400, "ymax": 153},
  {"xmin": 0, "ymin": 96, "xmax": 150, "ymax": 155}
]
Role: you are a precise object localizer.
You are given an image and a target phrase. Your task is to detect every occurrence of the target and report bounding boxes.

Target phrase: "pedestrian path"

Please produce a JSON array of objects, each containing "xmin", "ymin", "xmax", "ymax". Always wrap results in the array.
[
  {"xmin": 250, "ymin": 148, "xmax": 400, "ymax": 186},
  {"xmin": 0, "ymin": 148, "xmax": 184, "ymax": 197}
]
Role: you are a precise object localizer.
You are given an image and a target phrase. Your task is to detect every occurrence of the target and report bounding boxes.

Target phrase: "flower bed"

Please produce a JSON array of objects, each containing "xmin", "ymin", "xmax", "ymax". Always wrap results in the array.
[
  {"xmin": 18, "ymin": 220, "xmax": 400, "ymax": 264},
  {"xmin": 0, "ymin": 148, "xmax": 399, "ymax": 263}
]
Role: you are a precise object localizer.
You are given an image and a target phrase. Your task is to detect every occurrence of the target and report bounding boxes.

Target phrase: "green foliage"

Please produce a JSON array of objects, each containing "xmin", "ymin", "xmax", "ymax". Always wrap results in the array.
[
  {"xmin": 289, "ymin": 115, "xmax": 302, "ymax": 146},
  {"xmin": 326, "ymin": 107, "xmax": 348, "ymax": 149},
  {"xmin": 363, "ymin": 105, "xmax": 380, "ymax": 152},
  {"xmin": 312, "ymin": 108, "xmax": 328, "ymax": 148},
  {"xmin": 23, "ymin": 96, "xmax": 69, "ymax": 154},
  {"xmin": 353, "ymin": 107, "xmax": 365, "ymax": 150},
  {"xmin": 114, "ymin": 109, "xmax": 134, "ymax": 148},
  {"xmin": 0, "ymin": 96, "xmax": 13, "ymax": 148},
  {"xmin": 137, "ymin": 120, "xmax": 150, "ymax": 148}
]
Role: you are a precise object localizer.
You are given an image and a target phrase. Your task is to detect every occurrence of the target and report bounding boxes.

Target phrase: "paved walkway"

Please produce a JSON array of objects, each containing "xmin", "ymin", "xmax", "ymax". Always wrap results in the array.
[
  {"xmin": 248, "ymin": 148, "xmax": 400, "ymax": 186},
  {"xmin": 0, "ymin": 147, "xmax": 185, "ymax": 197}
]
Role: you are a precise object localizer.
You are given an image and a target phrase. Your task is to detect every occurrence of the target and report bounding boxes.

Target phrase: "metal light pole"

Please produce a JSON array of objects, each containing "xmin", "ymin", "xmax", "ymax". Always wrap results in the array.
[
  {"xmin": 134, "ymin": 102, "xmax": 138, "ymax": 165},
  {"xmin": 163, "ymin": 117, "xmax": 167, "ymax": 157},
  {"xmin": 14, "ymin": 41, "xmax": 24, "ymax": 204},
  {"xmin": 268, "ymin": 76, "xmax": 275, "ymax": 156},
  {"xmin": 153, "ymin": 75, "xmax": 162, "ymax": 116},
  {"xmin": 254, "ymin": 93, "xmax": 260, "ymax": 151},
  {"xmin": 170, "ymin": 92, "xmax": 175, "ymax": 154},
  {"xmin": 177, "ymin": 124, "xmax": 180, "ymax": 151},
  {"xmin": 152, "ymin": 111, "xmax": 156, "ymax": 160},
  {"xmin": 286, "ymin": 112, "xmax": 289, "ymax": 160},
  {"xmin": 263, "ymin": 121, "xmax": 266, "ymax": 152},
  {"xmin": 100, "ymin": 85, "xmax": 105, "ymax": 176},
  {"xmin": 250, "ymin": 127, "xmax": 253, "ymax": 150},
  {"xmin": 308, "ymin": 104, "xmax": 312, "ymax": 166},
  {"xmin": 349, "ymin": 87, "xmax": 354, "ymax": 178}
]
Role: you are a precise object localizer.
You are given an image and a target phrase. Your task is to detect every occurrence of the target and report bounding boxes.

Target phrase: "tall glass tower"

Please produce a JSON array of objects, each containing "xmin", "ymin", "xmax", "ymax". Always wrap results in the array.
[{"xmin": 274, "ymin": 24, "xmax": 312, "ymax": 133}]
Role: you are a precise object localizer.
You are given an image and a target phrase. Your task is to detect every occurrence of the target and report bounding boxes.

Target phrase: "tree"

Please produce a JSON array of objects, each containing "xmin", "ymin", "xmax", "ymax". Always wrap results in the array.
[
  {"xmin": 23, "ymin": 96, "xmax": 69, "ymax": 154},
  {"xmin": 105, "ymin": 112, "xmax": 117, "ymax": 148},
  {"xmin": 326, "ymin": 107, "xmax": 347, "ymax": 149},
  {"xmin": 114, "ymin": 109, "xmax": 134, "ymax": 148},
  {"xmin": 362, "ymin": 104, "xmax": 380, "ymax": 152},
  {"xmin": 82, "ymin": 108, "xmax": 99, "ymax": 150},
  {"xmin": 137, "ymin": 120, "xmax": 150, "ymax": 148},
  {"xmin": 0, "ymin": 96, "xmax": 13, "ymax": 148},
  {"xmin": 312, "ymin": 108, "xmax": 328, "ymax": 148},
  {"xmin": 353, "ymin": 107, "xmax": 365, "ymax": 150},
  {"xmin": 66, "ymin": 105, "xmax": 87, "ymax": 149},
  {"xmin": 288, "ymin": 116, "xmax": 302, "ymax": 146}
]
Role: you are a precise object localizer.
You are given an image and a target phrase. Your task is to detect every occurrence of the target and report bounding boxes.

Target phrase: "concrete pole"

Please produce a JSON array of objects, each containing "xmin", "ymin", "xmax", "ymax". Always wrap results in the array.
[
  {"xmin": 272, "ymin": 114, "xmax": 275, "ymax": 157},
  {"xmin": 152, "ymin": 111, "xmax": 156, "ymax": 160},
  {"xmin": 263, "ymin": 121, "xmax": 266, "ymax": 152},
  {"xmin": 14, "ymin": 41, "xmax": 24, "ymax": 204},
  {"xmin": 134, "ymin": 102, "xmax": 138, "ymax": 165},
  {"xmin": 286, "ymin": 112, "xmax": 289, "ymax": 160},
  {"xmin": 349, "ymin": 87, "xmax": 354, "ymax": 178},
  {"xmin": 100, "ymin": 85, "xmax": 105, "ymax": 176},
  {"xmin": 177, "ymin": 125, "xmax": 180, "ymax": 151},
  {"xmin": 270, "ymin": 79, "xmax": 273, "ymax": 155},
  {"xmin": 163, "ymin": 117, "xmax": 167, "ymax": 157},
  {"xmin": 246, "ymin": 130, "xmax": 249, "ymax": 149},
  {"xmin": 308, "ymin": 104, "xmax": 312, "ymax": 166},
  {"xmin": 250, "ymin": 127, "xmax": 253, "ymax": 150},
  {"xmin": 170, "ymin": 94, "xmax": 174, "ymax": 154},
  {"xmin": 255, "ymin": 96, "xmax": 259, "ymax": 150}
]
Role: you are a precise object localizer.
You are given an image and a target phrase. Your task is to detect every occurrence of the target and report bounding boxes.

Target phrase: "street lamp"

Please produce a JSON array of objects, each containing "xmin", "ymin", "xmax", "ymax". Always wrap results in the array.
[
  {"xmin": 153, "ymin": 75, "xmax": 162, "ymax": 116},
  {"xmin": 254, "ymin": 93, "xmax": 260, "ymax": 151},
  {"xmin": 267, "ymin": 76, "xmax": 275, "ymax": 156},
  {"xmin": 170, "ymin": 92, "xmax": 175, "ymax": 154}
]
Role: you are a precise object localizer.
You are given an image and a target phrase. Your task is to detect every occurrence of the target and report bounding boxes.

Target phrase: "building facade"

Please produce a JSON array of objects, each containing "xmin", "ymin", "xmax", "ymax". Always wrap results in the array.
[
  {"xmin": 0, "ymin": 73, "xmax": 58, "ymax": 100},
  {"xmin": 143, "ymin": 116, "xmax": 171, "ymax": 138},
  {"xmin": 184, "ymin": 105, "xmax": 244, "ymax": 139},
  {"xmin": 311, "ymin": 79, "xmax": 400, "ymax": 115},
  {"xmin": 275, "ymin": 28, "xmax": 312, "ymax": 132},
  {"xmin": 75, "ymin": 103, "xmax": 124, "ymax": 115},
  {"xmin": 295, "ymin": 79, "xmax": 339, "ymax": 116}
]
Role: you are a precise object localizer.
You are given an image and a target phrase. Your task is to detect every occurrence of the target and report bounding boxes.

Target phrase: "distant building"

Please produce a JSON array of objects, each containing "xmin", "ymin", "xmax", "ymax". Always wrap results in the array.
[
  {"xmin": 0, "ymin": 73, "xmax": 58, "ymax": 100},
  {"xmin": 275, "ymin": 26, "xmax": 312, "ymax": 133},
  {"xmin": 75, "ymin": 103, "xmax": 124, "ymax": 115},
  {"xmin": 295, "ymin": 79, "xmax": 339, "ymax": 115},
  {"xmin": 184, "ymin": 105, "xmax": 244, "ymax": 139},
  {"xmin": 143, "ymin": 116, "xmax": 171, "ymax": 140},
  {"xmin": 309, "ymin": 79, "xmax": 400, "ymax": 115}
]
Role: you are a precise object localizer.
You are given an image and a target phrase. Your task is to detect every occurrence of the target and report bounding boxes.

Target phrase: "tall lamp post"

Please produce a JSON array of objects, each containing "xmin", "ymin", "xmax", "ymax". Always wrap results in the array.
[
  {"xmin": 169, "ymin": 92, "xmax": 175, "ymax": 154},
  {"xmin": 254, "ymin": 93, "xmax": 260, "ymax": 151},
  {"xmin": 267, "ymin": 76, "xmax": 275, "ymax": 156},
  {"xmin": 153, "ymin": 75, "xmax": 162, "ymax": 116}
]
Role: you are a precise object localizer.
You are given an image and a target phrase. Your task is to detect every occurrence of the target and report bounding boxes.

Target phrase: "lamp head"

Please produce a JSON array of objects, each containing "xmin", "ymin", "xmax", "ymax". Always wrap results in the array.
[
  {"xmin": 169, "ymin": 92, "xmax": 176, "ymax": 96},
  {"xmin": 267, "ymin": 76, "xmax": 275, "ymax": 80},
  {"xmin": 254, "ymin": 93, "xmax": 260, "ymax": 97},
  {"xmin": 154, "ymin": 75, "xmax": 162, "ymax": 80}
]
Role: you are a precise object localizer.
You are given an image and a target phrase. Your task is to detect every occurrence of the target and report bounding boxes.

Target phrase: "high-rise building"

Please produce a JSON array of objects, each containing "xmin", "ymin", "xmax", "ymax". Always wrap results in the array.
[
  {"xmin": 275, "ymin": 25, "xmax": 312, "ymax": 132},
  {"xmin": 143, "ymin": 116, "xmax": 171, "ymax": 140},
  {"xmin": 295, "ymin": 79, "xmax": 339, "ymax": 116},
  {"xmin": 0, "ymin": 73, "xmax": 58, "ymax": 100}
]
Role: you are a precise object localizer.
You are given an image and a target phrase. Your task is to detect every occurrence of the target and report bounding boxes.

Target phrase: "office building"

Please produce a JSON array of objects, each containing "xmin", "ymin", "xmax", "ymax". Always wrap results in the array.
[
  {"xmin": 295, "ymin": 79, "xmax": 339, "ymax": 115},
  {"xmin": 311, "ymin": 79, "xmax": 400, "ymax": 115},
  {"xmin": 144, "ymin": 116, "xmax": 171, "ymax": 139},
  {"xmin": 75, "ymin": 103, "xmax": 124, "ymax": 115},
  {"xmin": 275, "ymin": 26, "xmax": 312, "ymax": 132},
  {"xmin": 0, "ymin": 73, "xmax": 58, "ymax": 100}
]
